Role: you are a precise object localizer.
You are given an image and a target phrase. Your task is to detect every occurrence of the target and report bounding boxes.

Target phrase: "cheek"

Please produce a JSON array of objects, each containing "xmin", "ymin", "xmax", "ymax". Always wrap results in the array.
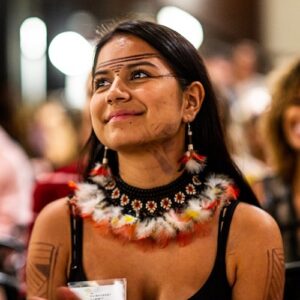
[
  {"xmin": 152, "ymin": 89, "xmax": 183, "ymax": 114},
  {"xmin": 90, "ymin": 94, "xmax": 104, "ymax": 119},
  {"xmin": 150, "ymin": 96, "xmax": 183, "ymax": 131},
  {"xmin": 90, "ymin": 97, "xmax": 106, "ymax": 136},
  {"xmin": 90, "ymin": 95, "xmax": 99, "ymax": 114},
  {"xmin": 147, "ymin": 107, "xmax": 183, "ymax": 140}
]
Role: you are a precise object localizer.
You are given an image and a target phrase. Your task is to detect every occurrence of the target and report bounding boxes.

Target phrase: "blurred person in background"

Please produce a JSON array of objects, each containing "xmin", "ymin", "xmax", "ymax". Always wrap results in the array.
[
  {"xmin": 253, "ymin": 57, "xmax": 300, "ymax": 263},
  {"xmin": 28, "ymin": 98, "xmax": 81, "ymax": 221},
  {"xmin": 28, "ymin": 99, "xmax": 80, "ymax": 174},
  {"xmin": 0, "ymin": 85, "xmax": 33, "ymax": 243},
  {"xmin": 0, "ymin": 85, "xmax": 34, "ymax": 300},
  {"xmin": 31, "ymin": 76, "xmax": 92, "ymax": 223},
  {"xmin": 204, "ymin": 44, "xmax": 271, "ymax": 186},
  {"xmin": 231, "ymin": 111, "xmax": 272, "ymax": 186},
  {"xmin": 227, "ymin": 39, "xmax": 271, "ymax": 185},
  {"xmin": 230, "ymin": 39, "xmax": 267, "ymax": 108},
  {"xmin": 202, "ymin": 43, "xmax": 235, "ymax": 107}
]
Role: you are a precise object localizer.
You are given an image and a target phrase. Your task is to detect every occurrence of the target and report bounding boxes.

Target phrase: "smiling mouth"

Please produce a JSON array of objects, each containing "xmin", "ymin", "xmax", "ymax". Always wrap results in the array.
[{"xmin": 107, "ymin": 111, "xmax": 143, "ymax": 123}]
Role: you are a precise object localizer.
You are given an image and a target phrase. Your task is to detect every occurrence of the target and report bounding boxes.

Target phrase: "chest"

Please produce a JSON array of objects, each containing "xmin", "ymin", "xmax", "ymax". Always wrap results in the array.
[{"xmin": 82, "ymin": 222, "xmax": 220, "ymax": 300}]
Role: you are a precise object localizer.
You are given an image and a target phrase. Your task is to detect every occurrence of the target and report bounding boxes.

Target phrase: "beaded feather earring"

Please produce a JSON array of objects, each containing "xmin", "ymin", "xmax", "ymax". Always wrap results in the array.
[
  {"xmin": 179, "ymin": 123, "xmax": 206, "ymax": 174},
  {"xmin": 89, "ymin": 146, "xmax": 112, "ymax": 185}
]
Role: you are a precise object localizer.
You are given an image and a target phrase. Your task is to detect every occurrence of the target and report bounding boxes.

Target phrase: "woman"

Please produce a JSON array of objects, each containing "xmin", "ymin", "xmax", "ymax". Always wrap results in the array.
[
  {"xmin": 253, "ymin": 57, "xmax": 300, "ymax": 263},
  {"xmin": 26, "ymin": 20, "xmax": 284, "ymax": 300}
]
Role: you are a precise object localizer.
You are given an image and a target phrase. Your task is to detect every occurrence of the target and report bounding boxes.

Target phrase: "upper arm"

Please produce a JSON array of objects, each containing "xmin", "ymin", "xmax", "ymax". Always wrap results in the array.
[
  {"xmin": 26, "ymin": 198, "xmax": 71, "ymax": 300},
  {"xmin": 230, "ymin": 203, "xmax": 285, "ymax": 300}
]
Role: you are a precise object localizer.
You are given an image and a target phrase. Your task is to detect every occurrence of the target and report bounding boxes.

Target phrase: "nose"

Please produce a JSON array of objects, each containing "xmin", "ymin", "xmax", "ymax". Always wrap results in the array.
[{"xmin": 105, "ymin": 76, "xmax": 130, "ymax": 104}]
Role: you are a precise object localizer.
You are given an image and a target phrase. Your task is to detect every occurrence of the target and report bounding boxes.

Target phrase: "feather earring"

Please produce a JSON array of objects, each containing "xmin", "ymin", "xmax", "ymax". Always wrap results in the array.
[
  {"xmin": 179, "ymin": 123, "xmax": 206, "ymax": 174},
  {"xmin": 90, "ymin": 146, "xmax": 112, "ymax": 185}
]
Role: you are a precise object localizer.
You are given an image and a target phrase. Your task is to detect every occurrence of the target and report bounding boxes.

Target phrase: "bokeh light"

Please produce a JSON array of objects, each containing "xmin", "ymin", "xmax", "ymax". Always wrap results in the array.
[
  {"xmin": 48, "ymin": 31, "xmax": 93, "ymax": 76},
  {"xmin": 157, "ymin": 6, "xmax": 203, "ymax": 49}
]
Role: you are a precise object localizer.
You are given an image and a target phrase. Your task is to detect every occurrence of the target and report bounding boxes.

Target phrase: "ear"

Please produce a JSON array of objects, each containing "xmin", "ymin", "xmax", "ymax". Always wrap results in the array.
[{"xmin": 182, "ymin": 81, "xmax": 205, "ymax": 123}]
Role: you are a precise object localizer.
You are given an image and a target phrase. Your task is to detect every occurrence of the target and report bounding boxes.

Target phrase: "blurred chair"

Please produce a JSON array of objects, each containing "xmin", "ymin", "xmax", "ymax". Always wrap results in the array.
[
  {"xmin": 0, "ymin": 237, "xmax": 25, "ymax": 300},
  {"xmin": 284, "ymin": 260, "xmax": 300, "ymax": 299}
]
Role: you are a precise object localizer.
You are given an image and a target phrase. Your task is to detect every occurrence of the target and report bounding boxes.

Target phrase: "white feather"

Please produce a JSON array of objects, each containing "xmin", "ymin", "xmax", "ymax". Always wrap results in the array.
[
  {"xmin": 153, "ymin": 217, "xmax": 177, "ymax": 238},
  {"xmin": 164, "ymin": 211, "xmax": 191, "ymax": 231},
  {"xmin": 197, "ymin": 209, "xmax": 213, "ymax": 221},
  {"xmin": 206, "ymin": 174, "xmax": 231, "ymax": 189},
  {"xmin": 135, "ymin": 219, "xmax": 157, "ymax": 239},
  {"xmin": 75, "ymin": 183, "xmax": 99, "ymax": 201},
  {"xmin": 185, "ymin": 159, "xmax": 203, "ymax": 174},
  {"xmin": 92, "ymin": 207, "xmax": 108, "ymax": 222},
  {"xmin": 92, "ymin": 175, "xmax": 110, "ymax": 185},
  {"xmin": 92, "ymin": 205, "xmax": 122, "ymax": 222},
  {"xmin": 79, "ymin": 198, "xmax": 100, "ymax": 215}
]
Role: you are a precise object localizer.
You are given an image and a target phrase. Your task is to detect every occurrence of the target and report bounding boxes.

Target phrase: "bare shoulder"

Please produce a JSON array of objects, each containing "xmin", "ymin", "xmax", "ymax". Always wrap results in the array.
[
  {"xmin": 31, "ymin": 197, "xmax": 71, "ymax": 243},
  {"xmin": 27, "ymin": 198, "xmax": 71, "ymax": 299},
  {"xmin": 233, "ymin": 202, "xmax": 281, "ymax": 240},
  {"xmin": 37, "ymin": 197, "xmax": 69, "ymax": 220},
  {"xmin": 36, "ymin": 196, "xmax": 70, "ymax": 219},
  {"xmin": 228, "ymin": 201, "xmax": 285, "ymax": 300},
  {"xmin": 230, "ymin": 201, "xmax": 284, "ymax": 259}
]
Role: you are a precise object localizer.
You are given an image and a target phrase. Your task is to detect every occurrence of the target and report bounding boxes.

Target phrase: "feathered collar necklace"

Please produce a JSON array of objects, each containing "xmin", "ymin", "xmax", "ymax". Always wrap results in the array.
[{"xmin": 69, "ymin": 158, "xmax": 239, "ymax": 248}]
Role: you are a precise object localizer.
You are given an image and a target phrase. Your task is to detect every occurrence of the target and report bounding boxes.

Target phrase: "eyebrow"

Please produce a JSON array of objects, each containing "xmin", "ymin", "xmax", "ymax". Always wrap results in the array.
[
  {"xmin": 96, "ymin": 53, "xmax": 161, "ymax": 68},
  {"xmin": 94, "ymin": 61, "xmax": 160, "ymax": 76}
]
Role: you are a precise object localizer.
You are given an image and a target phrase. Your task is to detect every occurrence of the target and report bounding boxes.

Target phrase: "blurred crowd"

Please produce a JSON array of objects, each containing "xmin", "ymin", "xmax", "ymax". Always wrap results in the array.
[
  {"xmin": 204, "ymin": 40, "xmax": 300, "ymax": 264},
  {"xmin": 0, "ymin": 76, "xmax": 91, "ymax": 299},
  {"xmin": 1, "ymin": 38, "xmax": 300, "ymax": 299}
]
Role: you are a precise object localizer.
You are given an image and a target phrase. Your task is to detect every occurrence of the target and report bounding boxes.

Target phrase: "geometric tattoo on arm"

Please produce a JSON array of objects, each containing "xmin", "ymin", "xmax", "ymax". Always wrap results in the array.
[
  {"xmin": 27, "ymin": 242, "xmax": 59, "ymax": 299},
  {"xmin": 263, "ymin": 248, "xmax": 285, "ymax": 300}
]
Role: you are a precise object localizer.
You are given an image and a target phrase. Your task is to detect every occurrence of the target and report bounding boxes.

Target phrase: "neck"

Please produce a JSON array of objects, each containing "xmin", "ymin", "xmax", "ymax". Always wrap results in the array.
[{"xmin": 117, "ymin": 141, "xmax": 185, "ymax": 189}]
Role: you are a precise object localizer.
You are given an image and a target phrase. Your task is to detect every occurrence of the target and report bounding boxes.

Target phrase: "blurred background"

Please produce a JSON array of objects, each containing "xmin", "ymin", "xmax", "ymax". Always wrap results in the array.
[{"xmin": 1, "ymin": 0, "xmax": 300, "ymax": 107}]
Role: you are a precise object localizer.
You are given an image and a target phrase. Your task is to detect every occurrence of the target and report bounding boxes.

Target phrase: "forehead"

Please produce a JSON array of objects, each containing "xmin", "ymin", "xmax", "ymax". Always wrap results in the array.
[{"xmin": 96, "ymin": 34, "xmax": 166, "ymax": 68}]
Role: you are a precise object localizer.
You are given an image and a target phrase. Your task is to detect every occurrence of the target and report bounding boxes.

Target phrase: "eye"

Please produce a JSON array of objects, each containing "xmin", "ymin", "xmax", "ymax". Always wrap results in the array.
[
  {"xmin": 94, "ymin": 78, "xmax": 111, "ymax": 90},
  {"xmin": 131, "ymin": 70, "xmax": 150, "ymax": 80}
]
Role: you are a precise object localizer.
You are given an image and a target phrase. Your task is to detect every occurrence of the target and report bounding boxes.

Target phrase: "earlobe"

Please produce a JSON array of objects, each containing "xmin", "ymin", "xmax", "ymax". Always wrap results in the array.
[{"xmin": 182, "ymin": 81, "xmax": 205, "ymax": 123}]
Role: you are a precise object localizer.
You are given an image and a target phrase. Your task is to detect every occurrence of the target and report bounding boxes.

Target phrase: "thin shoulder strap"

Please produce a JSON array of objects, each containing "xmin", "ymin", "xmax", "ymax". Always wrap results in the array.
[
  {"xmin": 216, "ymin": 201, "xmax": 239, "ymax": 266},
  {"xmin": 187, "ymin": 200, "xmax": 240, "ymax": 299},
  {"xmin": 68, "ymin": 201, "xmax": 86, "ymax": 282}
]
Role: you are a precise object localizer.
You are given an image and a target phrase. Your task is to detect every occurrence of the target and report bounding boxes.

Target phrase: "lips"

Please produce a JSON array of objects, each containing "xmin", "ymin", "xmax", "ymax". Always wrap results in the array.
[{"xmin": 106, "ymin": 110, "xmax": 144, "ymax": 123}]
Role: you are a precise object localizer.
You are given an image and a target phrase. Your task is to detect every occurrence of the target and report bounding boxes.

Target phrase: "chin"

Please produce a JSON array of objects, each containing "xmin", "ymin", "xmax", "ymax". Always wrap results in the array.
[{"xmin": 105, "ymin": 137, "xmax": 145, "ymax": 152}]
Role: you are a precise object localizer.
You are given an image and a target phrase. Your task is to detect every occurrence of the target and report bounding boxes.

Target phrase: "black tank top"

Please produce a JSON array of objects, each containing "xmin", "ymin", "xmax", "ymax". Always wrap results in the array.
[{"xmin": 68, "ymin": 201, "xmax": 239, "ymax": 299}]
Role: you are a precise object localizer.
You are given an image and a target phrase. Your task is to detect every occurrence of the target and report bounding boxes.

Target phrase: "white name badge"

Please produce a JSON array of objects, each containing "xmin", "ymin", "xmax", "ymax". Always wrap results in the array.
[{"xmin": 68, "ymin": 279, "xmax": 127, "ymax": 300}]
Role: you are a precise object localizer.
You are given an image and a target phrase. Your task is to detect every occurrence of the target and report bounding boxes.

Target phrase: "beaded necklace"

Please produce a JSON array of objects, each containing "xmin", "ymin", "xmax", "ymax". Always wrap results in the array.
[{"xmin": 70, "ymin": 162, "xmax": 238, "ymax": 248}]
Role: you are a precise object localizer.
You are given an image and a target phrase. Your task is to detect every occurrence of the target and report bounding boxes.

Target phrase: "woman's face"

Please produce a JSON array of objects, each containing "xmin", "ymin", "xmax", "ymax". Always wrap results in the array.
[
  {"xmin": 282, "ymin": 104, "xmax": 300, "ymax": 151},
  {"xmin": 90, "ymin": 34, "xmax": 188, "ymax": 152}
]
